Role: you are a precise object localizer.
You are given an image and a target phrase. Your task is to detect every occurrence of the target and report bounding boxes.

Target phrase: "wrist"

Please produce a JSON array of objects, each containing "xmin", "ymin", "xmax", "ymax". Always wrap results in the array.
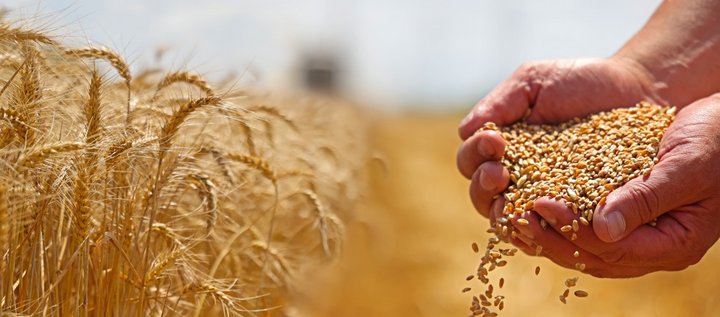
[{"xmin": 608, "ymin": 54, "xmax": 670, "ymax": 106}]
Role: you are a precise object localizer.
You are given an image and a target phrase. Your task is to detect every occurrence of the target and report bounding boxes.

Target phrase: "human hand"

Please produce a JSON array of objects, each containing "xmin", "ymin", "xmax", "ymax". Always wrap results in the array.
[
  {"xmin": 457, "ymin": 57, "xmax": 663, "ymax": 218},
  {"xmin": 504, "ymin": 93, "xmax": 720, "ymax": 277}
]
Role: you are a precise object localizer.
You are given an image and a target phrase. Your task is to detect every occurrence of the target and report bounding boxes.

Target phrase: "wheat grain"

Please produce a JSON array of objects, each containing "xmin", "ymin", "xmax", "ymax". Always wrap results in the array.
[{"xmin": 574, "ymin": 290, "xmax": 588, "ymax": 297}]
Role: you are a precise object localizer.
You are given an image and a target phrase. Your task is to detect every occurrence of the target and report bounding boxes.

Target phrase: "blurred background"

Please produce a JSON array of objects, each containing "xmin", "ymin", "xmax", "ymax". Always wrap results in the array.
[
  {"xmin": 8, "ymin": 1, "xmax": 720, "ymax": 316},
  {"xmin": 6, "ymin": 0, "xmax": 660, "ymax": 110}
]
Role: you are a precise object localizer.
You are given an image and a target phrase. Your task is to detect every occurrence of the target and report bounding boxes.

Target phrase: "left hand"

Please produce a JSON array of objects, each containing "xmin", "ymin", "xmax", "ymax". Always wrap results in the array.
[{"xmin": 504, "ymin": 93, "xmax": 720, "ymax": 278}]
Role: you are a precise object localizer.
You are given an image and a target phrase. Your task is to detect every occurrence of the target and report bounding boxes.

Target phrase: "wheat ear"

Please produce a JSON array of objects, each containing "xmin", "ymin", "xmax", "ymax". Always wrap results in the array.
[
  {"xmin": 187, "ymin": 174, "xmax": 218, "ymax": 234},
  {"xmin": 302, "ymin": 190, "xmax": 345, "ymax": 257},
  {"xmin": 0, "ymin": 24, "xmax": 56, "ymax": 44},
  {"xmin": 159, "ymin": 96, "xmax": 220, "ymax": 153},
  {"xmin": 84, "ymin": 70, "xmax": 103, "ymax": 146},
  {"xmin": 153, "ymin": 71, "xmax": 214, "ymax": 101},
  {"xmin": 0, "ymin": 107, "xmax": 29, "ymax": 138},
  {"xmin": 64, "ymin": 47, "xmax": 132, "ymax": 121},
  {"xmin": 144, "ymin": 247, "xmax": 185, "ymax": 283},
  {"xmin": 250, "ymin": 105, "xmax": 298, "ymax": 131},
  {"xmin": 64, "ymin": 47, "xmax": 131, "ymax": 85},
  {"xmin": 16, "ymin": 142, "xmax": 84, "ymax": 171},
  {"xmin": 73, "ymin": 165, "xmax": 92, "ymax": 241},
  {"xmin": 226, "ymin": 153, "xmax": 276, "ymax": 183}
]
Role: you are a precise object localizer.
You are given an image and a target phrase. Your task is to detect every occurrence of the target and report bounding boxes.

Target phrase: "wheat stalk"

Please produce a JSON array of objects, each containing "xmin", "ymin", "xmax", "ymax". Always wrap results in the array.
[{"xmin": 0, "ymin": 185, "xmax": 8, "ymax": 264}]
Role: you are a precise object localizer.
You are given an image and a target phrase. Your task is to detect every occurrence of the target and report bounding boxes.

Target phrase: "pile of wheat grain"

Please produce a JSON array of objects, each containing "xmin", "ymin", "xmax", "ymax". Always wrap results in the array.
[
  {"xmin": 0, "ymin": 20, "xmax": 368, "ymax": 316},
  {"xmin": 465, "ymin": 102, "xmax": 674, "ymax": 316}
]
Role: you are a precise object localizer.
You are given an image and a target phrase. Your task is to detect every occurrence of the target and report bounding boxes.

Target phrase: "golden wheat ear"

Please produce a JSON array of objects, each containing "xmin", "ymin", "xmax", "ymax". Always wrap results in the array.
[
  {"xmin": 64, "ymin": 47, "xmax": 131, "ymax": 84},
  {"xmin": 84, "ymin": 69, "xmax": 103, "ymax": 146},
  {"xmin": 226, "ymin": 152, "xmax": 277, "ymax": 184},
  {"xmin": 0, "ymin": 24, "xmax": 56, "ymax": 45},
  {"xmin": 159, "ymin": 96, "xmax": 221, "ymax": 154},
  {"xmin": 152, "ymin": 71, "xmax": 215, "ymax": 101},
  {"xmin": 16, "ymin": 142, "xmax": 84, "ymax": 171}
]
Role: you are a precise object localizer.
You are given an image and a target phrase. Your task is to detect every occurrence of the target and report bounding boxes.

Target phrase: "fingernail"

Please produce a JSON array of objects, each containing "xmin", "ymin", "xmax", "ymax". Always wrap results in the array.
[
  {"xmin": 605, "ymin": 211, "xmax": 626, "ymax": 242},
  {"xmin": 479, "ymin": 170, "xmax": 496, "ymax": 191},
  {"xmin": 461, "ymin": 112, "xmax": 475, "ymax": 126},
  {"xmin": 478, "ymin": 137, "xmax": 497, "ymax": 158}
]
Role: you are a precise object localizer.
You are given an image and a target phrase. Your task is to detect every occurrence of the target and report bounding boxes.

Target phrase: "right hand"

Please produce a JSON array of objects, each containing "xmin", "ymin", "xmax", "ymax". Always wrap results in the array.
[{"xmin": 456, "ymin": 57, "xmax": 665, "ymax": 219}]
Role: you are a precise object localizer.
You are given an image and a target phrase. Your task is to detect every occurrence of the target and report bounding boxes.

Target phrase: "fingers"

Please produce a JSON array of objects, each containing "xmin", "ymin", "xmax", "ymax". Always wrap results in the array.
[
  {"xmin": 615, "ymin": 207, "xmax": 709, "ymax": 269},
  {"xmin": 518, "ymin": 197, "xmax": 700, "ymax": 270},
  {"xmin": 456, "ymin": 130, "xmax": 506, "ymax": 179},
  {"xmin": 529, "ymin": 197, "xmax": 646, "ymax": 266},
  {"xmin": 488, "ymin": 197, "xmax": 505, "ymax": 226},
  {"xmin": 459, "ymin": 64, "xmax": 539, "ymax": 140},
  {"xmin": 510, "ymin": 211, "xmax": 663, "ymax": 278},
  {"xmin": 593, "ymin": 153, "xmax": 702, "ymax": 243},
  {"xmin": 469, "ymin": 161, "xmax": 510, "ymax": 218}
]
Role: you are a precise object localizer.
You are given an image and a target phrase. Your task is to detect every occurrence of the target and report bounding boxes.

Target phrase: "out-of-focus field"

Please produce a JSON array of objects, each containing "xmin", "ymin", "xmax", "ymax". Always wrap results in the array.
[{"xmin": 295, "ymin": 113, "xmax": 720, "ymax": 317}]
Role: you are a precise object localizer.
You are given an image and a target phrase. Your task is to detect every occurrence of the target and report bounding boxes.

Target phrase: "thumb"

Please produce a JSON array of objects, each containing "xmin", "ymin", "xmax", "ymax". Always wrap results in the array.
[{"xmin": 592, "ymin": 156, "xmax": 697, "ymax": 243}]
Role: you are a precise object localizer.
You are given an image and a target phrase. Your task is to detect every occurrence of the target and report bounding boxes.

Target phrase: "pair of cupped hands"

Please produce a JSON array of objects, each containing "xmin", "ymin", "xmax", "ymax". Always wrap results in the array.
[{"xmin": 456, "ymin": 57, "xmax": 720, "ymax": 277}]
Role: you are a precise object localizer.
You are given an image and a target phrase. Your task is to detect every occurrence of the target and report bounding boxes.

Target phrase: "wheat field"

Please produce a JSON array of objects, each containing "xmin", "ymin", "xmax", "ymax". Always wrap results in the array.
[{"xmin": 0, "ymin": 20, "xmax": 368, "ymax": 316}]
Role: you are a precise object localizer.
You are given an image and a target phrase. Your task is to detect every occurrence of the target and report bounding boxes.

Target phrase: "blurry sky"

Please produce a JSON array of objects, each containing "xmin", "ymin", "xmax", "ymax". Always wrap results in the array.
[{"xmin": 5, "ymin": 0, "xmax": 662, "ymax": 110}]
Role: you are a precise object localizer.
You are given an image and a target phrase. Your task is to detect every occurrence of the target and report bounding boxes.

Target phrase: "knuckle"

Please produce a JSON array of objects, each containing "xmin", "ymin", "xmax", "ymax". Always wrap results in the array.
[
  {"xmin": 515, "ymin": 62, "xmax": 541, "ymax": 84},
  {"xmin": 516, "ymin": 61, "xmax": 541, "ymax": 75}
]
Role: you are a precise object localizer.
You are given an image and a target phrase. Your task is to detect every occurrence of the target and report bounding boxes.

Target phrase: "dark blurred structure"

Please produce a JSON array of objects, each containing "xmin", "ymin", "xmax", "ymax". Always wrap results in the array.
[{"xmin": 300, "ymin": 51, "xmax": 340, "ymax": 94}]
